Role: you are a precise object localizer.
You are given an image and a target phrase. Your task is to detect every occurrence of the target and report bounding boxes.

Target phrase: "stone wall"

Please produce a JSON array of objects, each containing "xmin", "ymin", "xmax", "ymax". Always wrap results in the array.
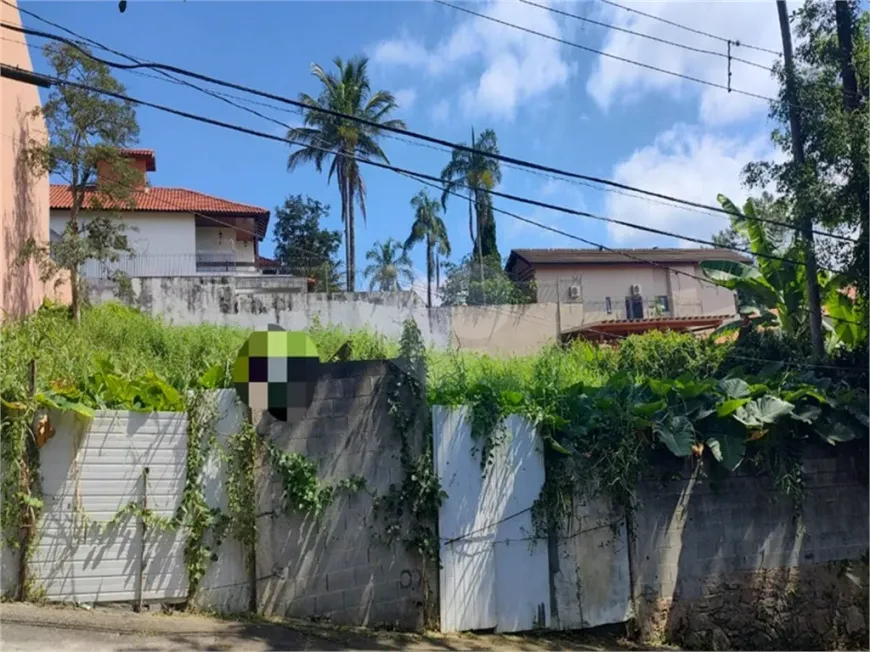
[
  {"xmin": 254, "ymin": 360, "xmax": 430, "ymax": 629},
  {"xmin": 632, "ymin": 446, "xmax": 869, "ymax": 650}
]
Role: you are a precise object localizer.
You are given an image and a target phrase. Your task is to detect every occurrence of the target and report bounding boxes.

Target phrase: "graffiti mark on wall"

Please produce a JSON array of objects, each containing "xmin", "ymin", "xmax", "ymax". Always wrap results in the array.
[{"xmin": 399, "ymin": 569, "xmax": 422, "ymax": 590}]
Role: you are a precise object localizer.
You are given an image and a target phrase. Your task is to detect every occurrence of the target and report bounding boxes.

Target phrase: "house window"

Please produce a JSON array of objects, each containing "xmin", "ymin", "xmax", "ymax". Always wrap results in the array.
[
  {"xmin": 605, "ymin": 297, "xmax": 612, "ymax": 314},
  {"xmin": 656, "ymin": 295, "xmax": 670, "ymax": 314},
  {"xmin": 625, "ymin": 295, "xmax": 644, "ymax": 319}
]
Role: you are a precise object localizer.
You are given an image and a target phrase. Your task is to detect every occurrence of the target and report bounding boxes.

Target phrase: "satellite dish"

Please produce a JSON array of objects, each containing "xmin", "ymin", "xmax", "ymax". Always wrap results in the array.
[{"xmin": 118, "ymin": 0, "xmax": 127, "ymax": 12}]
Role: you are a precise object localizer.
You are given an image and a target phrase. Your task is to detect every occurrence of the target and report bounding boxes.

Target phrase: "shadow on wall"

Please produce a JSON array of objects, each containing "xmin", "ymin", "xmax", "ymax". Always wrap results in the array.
[
  {"xmin": 3, "ymin": 101, "xmax": 38, "ymax": 319},
  {"xmin": 634, "ymin": 445, "xmax": 869, "ymax": 650},
  {"xmin": 2, "ymin": 100, "xmax": 68, "ymax": 319}
]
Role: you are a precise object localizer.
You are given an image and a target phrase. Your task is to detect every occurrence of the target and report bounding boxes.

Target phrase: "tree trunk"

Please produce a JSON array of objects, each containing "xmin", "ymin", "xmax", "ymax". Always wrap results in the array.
[
  {"xmin": 69, "ymin": 197, "xmax": 81, "ymax": 324},
  {"xmin": 338, "ymin": 166, "xmax": 349, "ymax": 291},
  {"xmin": 426, "ymin": 236, "xmax": 433, "ymax": 308},
  {"xmin": 777, "ymin": 0, "xmax": 825, "ymax": 360},
  {"xmin": 347, "ymin": 179, "xmax": 356, "ymax": 293}
]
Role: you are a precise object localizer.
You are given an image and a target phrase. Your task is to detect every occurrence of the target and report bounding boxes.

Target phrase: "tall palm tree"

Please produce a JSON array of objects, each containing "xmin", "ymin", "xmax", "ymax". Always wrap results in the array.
[
  {"xmin": 405, "ymin": 189, "xmax": 451, "ymax": 307},
  {"xmin": 286, "ymin": 57, "xmax": 407, "ymax": 291},
  {"xmin": 440, "ymin": 127, "xmax": 502, "ymax": 263},
  {"xmin": 364, "ymin": 239, "xmax": 414, "ymax": 292}
]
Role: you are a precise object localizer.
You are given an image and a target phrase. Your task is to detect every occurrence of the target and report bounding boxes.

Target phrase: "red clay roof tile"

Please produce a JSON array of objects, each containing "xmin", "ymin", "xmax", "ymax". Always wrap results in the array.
[{"xmin": 49, "ymin": 184, "xmax": 270, "ymax": 238}]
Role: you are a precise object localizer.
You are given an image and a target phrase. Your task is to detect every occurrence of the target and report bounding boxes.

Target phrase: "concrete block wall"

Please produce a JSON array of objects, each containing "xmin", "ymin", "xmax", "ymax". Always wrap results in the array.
[
  {"xmin": 632, "ymin": 445, "xmax": 869, "ymax": 649},
  {"xmin": 255, "ymin": 360, "xmax": 428, "ymax": 629}
]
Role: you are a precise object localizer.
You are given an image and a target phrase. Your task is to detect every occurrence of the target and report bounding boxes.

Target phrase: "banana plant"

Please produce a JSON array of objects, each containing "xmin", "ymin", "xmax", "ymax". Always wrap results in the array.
[{"xmin": 702, "ymin": 194, "xmax": 864, "ymax": 348}]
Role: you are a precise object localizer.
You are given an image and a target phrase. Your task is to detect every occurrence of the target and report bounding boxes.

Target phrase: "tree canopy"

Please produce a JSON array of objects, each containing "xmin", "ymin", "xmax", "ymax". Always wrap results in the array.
[{"xmin": 272, "ymin": 194, "xmax": 342, "ymax": 292}]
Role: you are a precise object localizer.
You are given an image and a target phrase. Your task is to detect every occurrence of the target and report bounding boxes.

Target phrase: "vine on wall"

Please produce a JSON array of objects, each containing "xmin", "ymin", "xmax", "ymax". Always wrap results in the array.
[{"xmin": 374, "ymin": 319, "xmax": 446, "ymax": 628}]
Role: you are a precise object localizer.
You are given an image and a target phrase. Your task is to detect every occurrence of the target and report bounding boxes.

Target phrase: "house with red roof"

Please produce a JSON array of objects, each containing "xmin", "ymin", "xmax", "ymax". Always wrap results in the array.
[{"xmin": 49, "ymin": 149, "xmax": 272, "ymax": 278}]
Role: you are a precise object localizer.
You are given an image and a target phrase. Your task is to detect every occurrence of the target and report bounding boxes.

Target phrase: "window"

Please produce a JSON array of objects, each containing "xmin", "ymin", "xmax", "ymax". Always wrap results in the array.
[
  {"xmin": 625, "ymin": 296, "xmax": 644, "ymax": 319},
  {"xmin": 656, "ymin": 295, "xmax": 670, "ymax": 313},
  {"xmin": 605, "ymin": 297, "xmax": 612, "ymax": 314}
]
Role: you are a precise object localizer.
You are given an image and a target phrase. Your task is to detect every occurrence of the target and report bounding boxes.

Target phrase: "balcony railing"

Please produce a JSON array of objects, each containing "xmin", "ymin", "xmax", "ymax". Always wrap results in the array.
[{"xmin": 79, "ymin": 252, "xmax": 265, "ymax": 279}]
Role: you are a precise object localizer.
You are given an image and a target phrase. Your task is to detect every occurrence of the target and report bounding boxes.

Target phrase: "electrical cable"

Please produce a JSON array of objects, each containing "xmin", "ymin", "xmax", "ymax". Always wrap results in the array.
[
  {"xmin": 2, "ymin": 19, "xmax": 861, "ymax": 246},
  {"xmin": 598, "ymin": 0, "xmax": 783, "ymax": 57},
  {"xmin": 3, "ymin": 62, "xmax": 861, "ymax": 326},
  {"xmin": 433, "ymin": 0, "xmax": 775, "ymax": 102},
  {"xmin": 518, "ymin": 0, "xmax": 773, "ymax": 71},
  {"xmin": 0, "ymin": 60, "xmax": 857, "ymax": 278}
]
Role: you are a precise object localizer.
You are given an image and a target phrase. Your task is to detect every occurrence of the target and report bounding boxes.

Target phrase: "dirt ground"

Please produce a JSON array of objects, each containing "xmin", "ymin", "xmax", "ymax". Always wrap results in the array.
[{"xmin": 0, "ymin": 602, "xmax": 657, "ymax": 651}]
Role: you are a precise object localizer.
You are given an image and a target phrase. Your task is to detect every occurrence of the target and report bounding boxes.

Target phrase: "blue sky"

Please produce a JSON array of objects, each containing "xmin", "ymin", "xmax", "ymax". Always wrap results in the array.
[{"xmin": 19, "ymin": 0, "xmax": 786, "ymax": 291}]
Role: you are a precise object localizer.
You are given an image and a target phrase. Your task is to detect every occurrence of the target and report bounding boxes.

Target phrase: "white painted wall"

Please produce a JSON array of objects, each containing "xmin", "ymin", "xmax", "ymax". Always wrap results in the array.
[
  {"xmin": 433, "ymin": 407, "xmax": 550, "ymax": 633},
  {"xmin": 33, "ymin": 409, "xmax": 188, "ymax": 603},
  {"xmin": 196, "ymin": 226, "xmax": 255, "ymax": 265},
  {"xmin": 50, "ymin": 209, "xmax": 197, "ymax": 276},
  {"xmin": 194, "ymin": 390, "xmax": 250, "ymax": 613}
]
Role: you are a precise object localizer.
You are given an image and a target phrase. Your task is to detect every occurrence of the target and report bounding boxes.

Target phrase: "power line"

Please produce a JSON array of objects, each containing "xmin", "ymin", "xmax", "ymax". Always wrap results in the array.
[
  {"xmin": 0, "ymin": 31, "xmax": 811, "ymax": 246},
  {"xmin": 518, "ymin": 0, "xmax": 773, "ymax": 71},
  {"xmin": 2, "ymin": 20, "xmax": 860, "ymax": 246},
  {"xmin": 598, "ymin": 0, "xmax": 783, "ymax": 57},
  {"xmin": 1, "ymin": 64, "xmax": 861, "ymax": 326},
  {"xmin": 433, "ymin": 0, "xmax": 775, "ymax": 102}
]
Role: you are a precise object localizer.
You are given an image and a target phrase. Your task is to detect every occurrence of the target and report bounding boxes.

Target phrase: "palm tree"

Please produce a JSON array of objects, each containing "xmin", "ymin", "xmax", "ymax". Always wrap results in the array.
[
  {"xmin": 286, "ymin": 57, "xmax": 407, "ymax": 292},
  {"xmin": 405, "ymin": 189, "xmax": 451, "ymax": 307},
  {"xmin": 364, "ymin": 239, "xmax": 414, "ymax": 292},
  {"xmin": 440, "ymin": 128, "xmax": 502, "ymax": 263}
]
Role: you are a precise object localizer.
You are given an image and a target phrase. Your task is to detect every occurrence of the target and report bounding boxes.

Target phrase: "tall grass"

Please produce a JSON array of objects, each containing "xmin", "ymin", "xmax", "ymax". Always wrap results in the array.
[{"xmin": 2, "ymin": 302, "xmax": 730, "ymax": 405}]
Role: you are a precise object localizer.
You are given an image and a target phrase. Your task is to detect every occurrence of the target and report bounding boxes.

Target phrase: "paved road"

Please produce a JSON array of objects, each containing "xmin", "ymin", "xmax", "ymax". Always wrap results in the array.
[{"xmin": 0, "ymin": 603, "xmax": 641, "ymax": 651}]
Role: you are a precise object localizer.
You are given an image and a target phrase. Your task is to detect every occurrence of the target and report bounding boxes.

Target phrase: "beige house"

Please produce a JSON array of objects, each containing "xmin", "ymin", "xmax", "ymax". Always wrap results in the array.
[
  {"xmin": 0, "ymin": 0, "xmax": 70, "ymax": 319},
  {"xmin": 505, "ymin": 248, "xmax": 748, "ymax": 341}
]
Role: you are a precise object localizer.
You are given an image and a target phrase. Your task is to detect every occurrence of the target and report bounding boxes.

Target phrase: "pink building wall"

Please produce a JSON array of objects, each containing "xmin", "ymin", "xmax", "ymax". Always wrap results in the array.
[{"xmin": 1, "ymin": 0, "xmax": 69, "ymax": 319}]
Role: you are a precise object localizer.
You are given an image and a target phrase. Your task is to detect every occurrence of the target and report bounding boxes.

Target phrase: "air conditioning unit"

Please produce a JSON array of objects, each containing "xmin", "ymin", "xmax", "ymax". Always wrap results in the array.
[
  {"xmin": 630, "ymin": 284, "xmax": 643, "ymax": 296},
  {"xmin": 568, "ymin": 285, "xmax": 580, "ymax": 299}
]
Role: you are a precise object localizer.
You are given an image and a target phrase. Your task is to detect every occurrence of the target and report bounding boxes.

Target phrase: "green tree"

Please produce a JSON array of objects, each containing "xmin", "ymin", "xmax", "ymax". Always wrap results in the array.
[
  {"xmin": 272, "ymin": 194, "xmax": 342, "ymax": 292},
  {"xmin": 363, "ymin": 239, "xmax": 414, "ymax": 292},
  {"xmin": 712, "ymin": 192, "xmax": 792, "ymax": 253},
  {"xmin": 440, "ymin": 128, "xmax": 501, "ymax": 263},
  {"xmin": 405, "ymin": 189, "xmax": 451, "ymax": 307},
  {"xmin": 18, "ymin": 42, "xmax": 141, "ymax": 323},
  {"xmin": 742, "ymin": 0, "xmax": 868, "ymax": 307},
  {"xmin": 703, "ymin": 194, "xmax": 863, "ymax": 351},
  {"xmin": 286, "ymin": 57, "xmax": 407, "ymax": 292},
  {"xmin": 440, "ymin": 254, "xmax": 534, "ymax": 306}
]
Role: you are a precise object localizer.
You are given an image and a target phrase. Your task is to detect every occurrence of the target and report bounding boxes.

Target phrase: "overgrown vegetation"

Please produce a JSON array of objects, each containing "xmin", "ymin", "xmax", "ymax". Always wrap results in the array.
[{"xmin": 1, "ymin": 302, "xmax": 866, "ymax": 604}]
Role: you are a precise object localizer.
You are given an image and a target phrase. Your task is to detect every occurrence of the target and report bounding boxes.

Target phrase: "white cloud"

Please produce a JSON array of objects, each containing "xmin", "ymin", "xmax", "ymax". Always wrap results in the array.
[
  {"xmin": 371, "ymin": 1, "xmax": 573, "ymax": 120},
  {"xmin": 505, "ymin": 178, "xmax": 588, "ymax": 244},
  {"xmin": 394, "ymin": 88, "xmax": 417, "ymax": 111},
  {"xmin": 430, "ymin": 98, "xmax": 450, "ymax": 123},
  {"xmin": 586, "ymin": 2, "xmax": 783, "ymax": 125},
  {"xmin": 605, "ymin": 124, "xmax": 780, "ymax": 246}
]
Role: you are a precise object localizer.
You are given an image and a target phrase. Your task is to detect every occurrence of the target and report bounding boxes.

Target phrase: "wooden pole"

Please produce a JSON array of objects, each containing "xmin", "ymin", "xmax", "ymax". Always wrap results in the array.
[
  {"xmin": 17, "ymin": 360, "xmax": 37, "ymax": 601},
  {"xmin": 776, "ymin": 0, "xmax": 825, "ymax": 360},
  {"xmin": 134, "ymin": 466, "xmax": 149, "ymax": 613},
  {"xmin": 248, "ymin": 407, "xmax": 258, "ymax": 614}
]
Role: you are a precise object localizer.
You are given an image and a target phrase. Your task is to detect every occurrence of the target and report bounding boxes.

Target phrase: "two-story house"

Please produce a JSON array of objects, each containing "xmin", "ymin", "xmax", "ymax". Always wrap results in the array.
[
  {"xmin": 49, "ymin": 149, "xmax": 272, "ymax": 278},
  {"xmin": 505, "ymin": 247, "xmax": 750, "ymax": 341}
]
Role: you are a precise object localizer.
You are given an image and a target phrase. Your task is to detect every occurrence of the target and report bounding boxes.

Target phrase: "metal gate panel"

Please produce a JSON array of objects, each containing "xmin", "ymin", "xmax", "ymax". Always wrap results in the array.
[
  {"xmin": 433, "ymin": 407, "xmax": 549, "ymax": 633},
  {"xmin": 32, "ymin": 410, "xmax": 188, "ymax": 603}
]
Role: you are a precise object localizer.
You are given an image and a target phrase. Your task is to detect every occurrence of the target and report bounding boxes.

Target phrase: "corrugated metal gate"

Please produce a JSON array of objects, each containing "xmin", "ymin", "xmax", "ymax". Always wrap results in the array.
[
  {"xmin": 433, "ymin": 406, "xmax": 551, "ymax": 633},
  {"xmin": 33, "ymin": 410, "xmax": 188, "ymax": 603}
]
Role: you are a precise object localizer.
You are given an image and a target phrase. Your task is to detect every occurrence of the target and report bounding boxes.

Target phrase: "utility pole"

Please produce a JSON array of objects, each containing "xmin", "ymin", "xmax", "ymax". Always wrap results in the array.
[{"xmin": 777, "ymin": 0, "xmax": 825, "ymax": 359}]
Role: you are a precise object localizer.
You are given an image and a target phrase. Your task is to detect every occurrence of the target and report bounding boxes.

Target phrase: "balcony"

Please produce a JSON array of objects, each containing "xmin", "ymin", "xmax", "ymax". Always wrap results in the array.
[{"xmin": 79, "ymin": 251, "xmax": 267, "ymax": 279}]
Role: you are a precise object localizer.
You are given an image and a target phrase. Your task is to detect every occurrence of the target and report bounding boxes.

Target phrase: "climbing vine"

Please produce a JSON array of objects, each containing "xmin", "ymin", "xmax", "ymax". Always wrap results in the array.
[
  {"xmin": 375, "ymin": 319, "xmax": 446, "ymax": 565},
  {"xmin": 264, "ymin": 440, "xmax": 366, "ymax": 517}
]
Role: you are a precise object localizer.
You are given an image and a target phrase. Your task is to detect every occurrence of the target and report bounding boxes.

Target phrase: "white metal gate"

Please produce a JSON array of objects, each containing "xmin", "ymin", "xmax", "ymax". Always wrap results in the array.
[
  {"xmin": 433, "ymin": 406, "xmax": 550, "ymax": 633},
  {"xmin": 33, "ymin": 410, "xmax": 188, "ymax": 603}
]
